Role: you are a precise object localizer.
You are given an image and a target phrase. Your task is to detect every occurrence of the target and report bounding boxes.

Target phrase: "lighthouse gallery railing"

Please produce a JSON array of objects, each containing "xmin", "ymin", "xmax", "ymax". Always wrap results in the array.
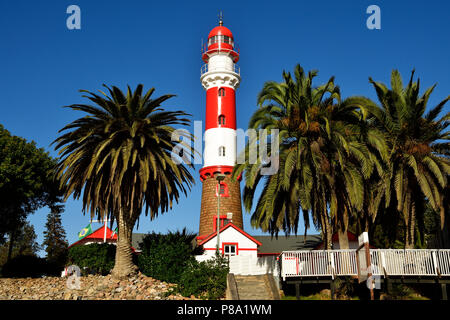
[
  {"xmin": 280, "ymin": 249, "xmax": 450, "ymax": 280},
  {"xmin": 201, "ymin": 63, "xmax": 240, "ymax": 76}
]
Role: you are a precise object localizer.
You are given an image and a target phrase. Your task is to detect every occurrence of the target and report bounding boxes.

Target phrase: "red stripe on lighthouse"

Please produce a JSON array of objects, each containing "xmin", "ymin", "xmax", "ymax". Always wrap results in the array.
[{"xmin": 205, "ymin": 87, "xmax": 236, "ymax": 130}]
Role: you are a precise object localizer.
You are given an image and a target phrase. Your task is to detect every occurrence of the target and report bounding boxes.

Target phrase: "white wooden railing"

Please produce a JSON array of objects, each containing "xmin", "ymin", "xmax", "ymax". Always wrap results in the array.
[{"xmin": 281, "ymin": 249, "xmax": 450, "ymax": 280}]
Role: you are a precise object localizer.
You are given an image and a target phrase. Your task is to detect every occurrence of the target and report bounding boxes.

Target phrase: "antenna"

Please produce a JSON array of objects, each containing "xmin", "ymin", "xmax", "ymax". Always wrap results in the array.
[{"xmin": 218, "ymin": 11, "xmax": 223, "ymax": 26}]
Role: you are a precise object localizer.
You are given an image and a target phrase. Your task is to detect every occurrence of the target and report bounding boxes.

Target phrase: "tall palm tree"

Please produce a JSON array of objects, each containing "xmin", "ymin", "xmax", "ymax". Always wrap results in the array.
[
  {"xmin": 361, "ymin": 70, "xmax": 450, "ymax": 248},
  {"xmin": 53, "ymin": 84, "xmax": 195, "ymax": 278},
  {"xmin": 233, "ymin": 65, "xmax": 382, "ymax": 249}
]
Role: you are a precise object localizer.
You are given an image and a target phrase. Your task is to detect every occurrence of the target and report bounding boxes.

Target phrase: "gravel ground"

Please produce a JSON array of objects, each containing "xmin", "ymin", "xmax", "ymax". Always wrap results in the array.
[{"xmin": 0, "ymin": 272, "xmax": 194, "ymax": 300}]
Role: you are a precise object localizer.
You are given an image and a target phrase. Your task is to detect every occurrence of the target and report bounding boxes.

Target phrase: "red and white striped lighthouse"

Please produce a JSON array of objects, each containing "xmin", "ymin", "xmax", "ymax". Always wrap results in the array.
[{"xmin": 197, "ymin": 18, "xmax": 243, "ymax": 242}]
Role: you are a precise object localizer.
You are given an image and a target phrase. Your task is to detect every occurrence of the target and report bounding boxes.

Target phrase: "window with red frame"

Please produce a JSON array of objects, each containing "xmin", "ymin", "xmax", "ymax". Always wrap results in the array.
[
  {"xmin": 216, "ymin": 182, "xmax": 229, "ymax": 197},
  {"xmin": 223, "ymin": 244, "xmax": 237, "ymax": 256},
  {"xmin": 213, "ymin": 216, "xmax": 231, "ymax": 231}
]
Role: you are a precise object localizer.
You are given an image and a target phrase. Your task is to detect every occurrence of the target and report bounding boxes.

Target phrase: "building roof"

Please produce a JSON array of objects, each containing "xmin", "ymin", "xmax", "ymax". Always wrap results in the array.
[
  {"xmin": 198, "ymin": 223, "xmax": 262, "ymax": 246},
  {"xmin": 128, "ymin": 230, "xmax": 371, "ymax": 254},
  {"xmin": 253, "ymin": 234, "xmax": 323, "ymax": 254},
  {"xmin": 208, "ymin": 26, "xmax": 233, "ymax": 39},
  {"xmin": 68, "ymin": 225, "xmax": 117, "ymax": 248}
]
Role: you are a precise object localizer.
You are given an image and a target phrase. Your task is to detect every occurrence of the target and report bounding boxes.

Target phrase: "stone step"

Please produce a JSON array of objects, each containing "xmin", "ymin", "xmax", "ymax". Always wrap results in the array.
[{"xmin": 234, "ymin": 275, "xmax": 273, "ymax": 300}]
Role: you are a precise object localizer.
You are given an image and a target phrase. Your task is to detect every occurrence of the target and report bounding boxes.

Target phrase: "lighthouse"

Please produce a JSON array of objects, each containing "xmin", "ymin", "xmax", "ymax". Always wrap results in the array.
[{"xmin": 197, "ymin": 18, "xmax": 244, "ymax": 243}]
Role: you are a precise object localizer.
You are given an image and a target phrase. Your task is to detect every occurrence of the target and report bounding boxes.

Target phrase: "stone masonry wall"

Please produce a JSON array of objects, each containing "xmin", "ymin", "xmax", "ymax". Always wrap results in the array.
[{"xmin": 199, "ymin": 174, "xmax": 243, "ymax": 239}]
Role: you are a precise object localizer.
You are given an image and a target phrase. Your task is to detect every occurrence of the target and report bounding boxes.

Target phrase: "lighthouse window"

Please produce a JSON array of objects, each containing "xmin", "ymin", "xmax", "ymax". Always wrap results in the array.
[
  {"xmin": 213, "ymin": 216, "xmax": 231, "ymax": 231},
  {"xmin": 218, "ymin": 88, "xmax": 226, "ymax": 97},
  {"xmin": 208, "ymin": 36, "xmax": 218, "ymax": 46},
  {"xmin": 218, "ymin": 115, "xmax": 226, "ymax": 125},
  {"xmin": 219, "ymin": 146, "xmax": 226, "ymax": 157},
  {"xmin": 223, "ymin": 36, "xmax": 233, "ymax": 45},
  {"xmin": 216, "ymin": 182, "xmax": 230, "ymax": 197},
  {"xmin": 208, "ymin": 35, "xmax": 233, "ymax": 46}
]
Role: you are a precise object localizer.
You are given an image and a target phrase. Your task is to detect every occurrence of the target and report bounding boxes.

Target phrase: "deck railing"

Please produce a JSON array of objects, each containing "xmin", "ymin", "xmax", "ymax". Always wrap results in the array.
[{"xmin": 280, "ymin": 249, "xmax": 450, "ymax": 280}]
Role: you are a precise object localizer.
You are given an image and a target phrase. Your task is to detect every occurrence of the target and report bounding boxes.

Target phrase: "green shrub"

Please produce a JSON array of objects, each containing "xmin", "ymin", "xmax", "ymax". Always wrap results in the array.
[
  {"xmin": 67, "ymin": 243, "xmax": 116, "ymax": 275},
  {"xmin": 137, "ymin": 228, "xmax": 201, "ymax": 284},
  {"xmin": 176, "ymin": 254, "xmax": 229, "ymax": 300},
  {"xmin": 1, "ymin": 255, "xmax": 49, "ymax": 278},
  {"xmin": 334, "ymin": 277, "xmax": 356, "ymax": 299}
]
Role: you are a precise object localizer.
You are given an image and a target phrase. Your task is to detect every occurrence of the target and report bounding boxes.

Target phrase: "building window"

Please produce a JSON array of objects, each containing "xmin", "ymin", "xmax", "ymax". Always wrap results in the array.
[
  {"xmin": 218, "ymin": 115, "xmax": 226, "ymax": 125},
  {"xmin": 219, "ymin": 146, "xmax": 225, "ymax": 157},
  {"xmin": 216, "ymin": 182, "xmax": 229, "ymax": 197},
  {"xmin": 224, "ymin": 244, "xmax": 237, "ymax": 257},
  {"xmin": 218, "ymin": 87, "xmax": 225, "ymax": 97},
  {"xmin": 214, "ymin": 216, "xmax": 231, "ymax": 231}
]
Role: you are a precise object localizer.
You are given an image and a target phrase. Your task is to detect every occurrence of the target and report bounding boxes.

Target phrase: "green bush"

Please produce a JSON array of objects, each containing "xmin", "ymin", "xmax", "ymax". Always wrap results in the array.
[
  {"xmin": 136, "ymin": 229, "xmax": 228, "ymax": 299},
  {"xmin": 67, "ymin": 243, "xmax": 116, "ymax": 275},
  {"xmin": 334, "ymin": 277, "xmax": 357, "ymax": 299},
  {"xmin": 138, "ymin": 242, "xmax": 196, "ymax": 283},
  {"xmin": 176, "ymin": 254, "xmax": 229, "ymax": 300},
  {"xmin": 137, "ymin": 229, "xmax": 201, "ymax": 284},
  {"xmin": 1, "ymin": 255, "xmax": 49, "ymax": 278}
]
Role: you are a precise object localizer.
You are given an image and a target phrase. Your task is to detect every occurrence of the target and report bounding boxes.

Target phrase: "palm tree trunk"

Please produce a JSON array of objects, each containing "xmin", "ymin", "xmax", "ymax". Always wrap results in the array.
[
  {"xmin": 439, "ymin": 201, "xmax": 450, "ymax": 248},
  {"xmin": 111, "ymin": 209, "xmax": 138, "ymax": 279},
  {"xmin": 405, "ymin": 201, "xmax": 416, "ymax": 249},
  {"xmin": 338, "ymin": 206, "xmax": 350, "ymax": 249},
  {"xmin": 322, "ymin": 213, "xmax": 333, "ymax": 250},
  {"xmin": 320, "ymin": 212, "xmax": 332, "ymax": 250},
  {"xmin": 338, "ymin": 228, "xmax": 349, "ymax": 249}
]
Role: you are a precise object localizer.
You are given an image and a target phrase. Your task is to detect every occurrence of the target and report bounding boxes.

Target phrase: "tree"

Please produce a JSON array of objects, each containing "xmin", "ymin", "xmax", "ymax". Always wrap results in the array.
[
  {"xmin": 233, "ymin": 65, "xmax": 384, "ymax": 249},
  {"xmin": 361, "ymin": 70, "xmax": 449, "ymax": 248},
  {"xmin": 137, "ymin": 228, "xmax": 201, "ymax": 283},
  {"xmin": 42, "ymin": 204, "xmax": 68, "ymax": 266},
  {"xmin": 0, "ymin": 221, "xmax": 41, "ymax": 266},
  {"xmin": 0, "ymin": 125, "xmax": 64, "ymax": 262},
  {"xmin": 53, "ymin": 84, "xmax": 195, "ymax": 278}
]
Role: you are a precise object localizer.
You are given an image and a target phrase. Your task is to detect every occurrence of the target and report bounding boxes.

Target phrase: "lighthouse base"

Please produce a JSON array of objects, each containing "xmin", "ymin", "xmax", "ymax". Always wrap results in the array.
[{"xmin": 198, "ymin": 169, "xmax": 243, "ymax": 242}]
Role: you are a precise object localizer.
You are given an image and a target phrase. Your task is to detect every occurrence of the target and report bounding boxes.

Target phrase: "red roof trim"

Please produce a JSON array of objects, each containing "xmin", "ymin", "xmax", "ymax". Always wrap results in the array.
[
  {"xmin": 199, "ymin": 223, "xmax": 262, "ymax": 246},
  {"xmin": 68, "ymin": 225, "xmax": 117, "ymax": 248}
]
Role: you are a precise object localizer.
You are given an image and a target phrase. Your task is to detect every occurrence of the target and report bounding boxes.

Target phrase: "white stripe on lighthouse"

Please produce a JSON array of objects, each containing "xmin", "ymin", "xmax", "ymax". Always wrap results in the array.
[{"xmin": 204, "ymin": 128, "xmax": 236, "ymax": 167}]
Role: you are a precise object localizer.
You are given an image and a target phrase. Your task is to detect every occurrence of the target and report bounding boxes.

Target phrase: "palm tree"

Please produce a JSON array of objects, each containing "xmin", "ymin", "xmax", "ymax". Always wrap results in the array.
[
  {"xmin": 361, "ymin": 70, "xmax": 450, "ymax": 248},
  {"xmin": 233, "ymin": 65, "xmax": 382, "ymax": 249},
  {"xmin": 53, "ymin": 84, "xmax": 195, "ymax": 278}
]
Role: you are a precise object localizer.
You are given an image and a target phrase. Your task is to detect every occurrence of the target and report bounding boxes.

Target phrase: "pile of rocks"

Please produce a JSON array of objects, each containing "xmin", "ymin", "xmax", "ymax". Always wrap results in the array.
[{"xmin": 0, "ymin": 272, "xmax": 193, "ymax": 300}]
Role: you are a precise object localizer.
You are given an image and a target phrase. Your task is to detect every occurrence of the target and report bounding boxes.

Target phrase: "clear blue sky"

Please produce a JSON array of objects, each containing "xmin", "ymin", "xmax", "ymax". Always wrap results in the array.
[{"xmin": 1, "ymin": 0, "xmax": 449, "ymax": 254}]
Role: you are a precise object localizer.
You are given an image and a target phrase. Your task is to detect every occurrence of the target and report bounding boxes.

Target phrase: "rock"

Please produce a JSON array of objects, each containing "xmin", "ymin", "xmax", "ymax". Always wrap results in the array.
[
  {"xmin": 0, "ymin": 275, "xmax": 197, "ymax": 301},
  {"xmin": 319, "ymin": 289, "xmax": 331, "ymax": 297}
]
